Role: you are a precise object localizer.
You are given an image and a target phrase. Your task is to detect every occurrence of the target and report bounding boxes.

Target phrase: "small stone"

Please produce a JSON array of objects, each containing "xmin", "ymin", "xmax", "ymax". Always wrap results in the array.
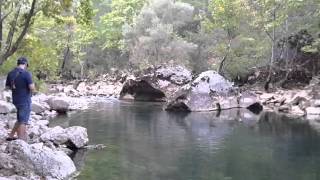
[
  {"xmin": 291, "ymin": 106, "xmax": 305, "ymax": 116},
  {"xmin": 312, "ymin": 99, "xmax": 320, "ymax": 107},
  {"xmin": 260, "ymin": 93, "xmax": 274, "ymax": 100},
  {"xmin": 278, "ymin": 105, "xmax": 291, "ymax": 113}
]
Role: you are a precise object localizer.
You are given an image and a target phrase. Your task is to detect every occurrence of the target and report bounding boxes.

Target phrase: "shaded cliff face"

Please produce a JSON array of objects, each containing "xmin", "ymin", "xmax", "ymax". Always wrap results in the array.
[
  {"xmin": 120, "ymin": 80, "xmax": 166, "ymax": 101},
  {"xmin": 119, "ymin": 65, "xmax": 193, "ymax": 101}
]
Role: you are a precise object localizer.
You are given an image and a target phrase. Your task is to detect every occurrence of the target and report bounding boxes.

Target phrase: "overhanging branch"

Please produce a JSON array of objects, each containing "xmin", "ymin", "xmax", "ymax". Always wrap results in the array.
[{"xmin": 1, "ymin": 0, "xmax": 37, "ymax": 63}]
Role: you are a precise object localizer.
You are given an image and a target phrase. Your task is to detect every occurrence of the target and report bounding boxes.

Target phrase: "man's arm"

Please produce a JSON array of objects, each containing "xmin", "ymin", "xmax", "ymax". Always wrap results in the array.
[
  {"xmin": 29, "ymin": 83, "xmax": 36, "ymax": 93},
  {"xmin": 26, "ymin": 72, "xmax": 36, "ymax": 93}
]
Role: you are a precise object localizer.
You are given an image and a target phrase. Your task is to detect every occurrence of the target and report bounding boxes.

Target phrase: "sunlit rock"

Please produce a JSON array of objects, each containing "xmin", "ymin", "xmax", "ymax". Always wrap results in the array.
[
  {"xmin": 64, "ymin": 126, "xmax": 89, "ymax": 148},
  {"xmin": 0, "ymin": 101, "xmax": 15, "ymax": 114},
  {"xmin": 40, "ymin": 126, "xmax": 88, "ymax": 148},
  {"xmin": 306, "ymin": 107, "xmax": 320, "ymax": 115},
  {"xmin": 6, "ymin": 140, "xmax": 76, "ymax": 179},
  {"xmin": 165, "ymin": 71, "xmax": 262, "ymax": 112},
  {"xmin": 287, "ymin": 90, "xmax": 310, "ymax": 105},
  {"xmin": 31, "ymin": 101, "xmax": 49, "ymax": 114},
  {"xmin": 311, "ymin": 99, "xmax": 320, "ymax": 107},
  {"xmin": 46, "ymin": 97, "xmax": 70, "ymax": 113},
  {"xmin": 290, "ymin": 106, "xmax": 305, "ymax": 116},
  {"xmin": 40, "ymin": 126, "xmax": 68, "ymax": 145}
]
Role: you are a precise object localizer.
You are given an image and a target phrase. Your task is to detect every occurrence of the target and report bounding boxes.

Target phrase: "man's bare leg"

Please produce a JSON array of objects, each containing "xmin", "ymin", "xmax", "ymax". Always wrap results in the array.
[
  {"xmin": 17, "ymin": 123, "xmax": 27, "ymax": 141},
  {"xmin": 8, "ymin": 122, "xmax": 19, "ymax": 138}
]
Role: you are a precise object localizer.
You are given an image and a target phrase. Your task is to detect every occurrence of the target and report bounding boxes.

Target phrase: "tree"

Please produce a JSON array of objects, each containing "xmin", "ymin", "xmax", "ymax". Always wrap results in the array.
[
  {"xmin": 124, "ymin": 0, "xmax": 197, "ymax": 68},
  {"xmin": 245, "ymin": 0, "xmax": 319, "ymax": 88},
  {"xmin": 204, "ymin": 0, "xmax": 246, "ymax": 76},
  {"xmin": 100, "ymin": 0, "xmax": 146, "ymax": 49},
  {"xmin": 0, "ymin": 0, "xmax": 37, "ymax": 65},
  {"xmin": 0, "ymin": 0, "xmax": 96, "ymax": 80}
]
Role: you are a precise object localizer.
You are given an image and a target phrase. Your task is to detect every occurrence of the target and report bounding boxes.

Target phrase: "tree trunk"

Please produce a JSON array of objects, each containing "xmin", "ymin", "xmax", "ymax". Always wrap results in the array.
[
  {"xmin": 0, "ymin": 1, "xmax": 2, "ymax": 50},
  {"xmin": 0, "ymin": 0, "xmax": 37, "ymax": 65},
  {"xmin": 61, "ymin": 46, "xmax": 70, "ymax": 72},
  {"xmin": 218, "ymin": 35, "xmax": 232, "ymax": 76},
  {"xmin": 265, "ymin": 7, "xmax": 276, "ymax": 91},
  {"xmin": 280, "ymin": 18, "xmax": 290, "ymax": 87}
]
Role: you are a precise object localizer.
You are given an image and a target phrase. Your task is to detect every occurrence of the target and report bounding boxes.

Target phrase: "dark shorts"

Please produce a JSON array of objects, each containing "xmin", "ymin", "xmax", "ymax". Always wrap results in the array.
[{"xmin": 15, "ymin": 104, "xmax": 31, "ymax": 124}]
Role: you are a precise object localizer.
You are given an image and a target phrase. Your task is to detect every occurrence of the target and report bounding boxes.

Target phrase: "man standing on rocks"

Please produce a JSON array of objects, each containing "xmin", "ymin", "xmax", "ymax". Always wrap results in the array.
[{"xmin": 5, "ymin": 57, "xmax": 35, "ymax": 141}]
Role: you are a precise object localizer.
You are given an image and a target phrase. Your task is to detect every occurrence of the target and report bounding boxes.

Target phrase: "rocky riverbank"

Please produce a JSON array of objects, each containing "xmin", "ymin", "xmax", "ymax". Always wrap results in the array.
[
  {"xmin": 0, "ymin": 91, "xmax": 114, "ymax": 179},
  {"xmin": 254, "ymin": 77, "xmax": 320, "ymax": 119},
  {"xmin": 116, "ymin": 65, "xmax": 320, "ymax": 119},
  {"xmin": 42, "ymin": 64, "xmax": 320, "ymax": 119}
]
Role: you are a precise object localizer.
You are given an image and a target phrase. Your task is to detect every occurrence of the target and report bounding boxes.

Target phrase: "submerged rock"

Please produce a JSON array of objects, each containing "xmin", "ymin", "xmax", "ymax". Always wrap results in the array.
[
  {"xmin": 165, "ymin": 71, "xmax": 261, "ymax": 112},
  {"xmin": 120, "ymin": 65, "xmax": 192, "ymax": 101}
]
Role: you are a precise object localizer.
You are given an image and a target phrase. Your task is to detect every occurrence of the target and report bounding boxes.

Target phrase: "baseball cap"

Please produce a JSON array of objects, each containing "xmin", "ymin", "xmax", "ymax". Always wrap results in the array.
[{"xmin": 17, "ymin": 57, "xmax": 28, "ymax": 65}]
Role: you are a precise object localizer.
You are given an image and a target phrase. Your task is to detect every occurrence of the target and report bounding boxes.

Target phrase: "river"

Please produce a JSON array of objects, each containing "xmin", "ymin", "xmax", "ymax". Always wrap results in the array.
[{"xmin": 51, "ymin": 101, "xmax": 320, "ymax": 180}]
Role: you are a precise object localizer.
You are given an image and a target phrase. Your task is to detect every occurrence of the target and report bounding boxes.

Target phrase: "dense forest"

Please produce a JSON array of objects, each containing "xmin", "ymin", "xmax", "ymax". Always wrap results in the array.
[{"xmin": 0, "ymin": 0, "xmax": 319, "ymax": 87}]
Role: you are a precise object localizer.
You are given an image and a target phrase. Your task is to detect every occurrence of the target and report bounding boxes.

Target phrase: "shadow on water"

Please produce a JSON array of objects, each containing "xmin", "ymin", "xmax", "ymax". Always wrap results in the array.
[{"xmin": 50, "ymin": 101, "xmax": 320, "ymax": 180}]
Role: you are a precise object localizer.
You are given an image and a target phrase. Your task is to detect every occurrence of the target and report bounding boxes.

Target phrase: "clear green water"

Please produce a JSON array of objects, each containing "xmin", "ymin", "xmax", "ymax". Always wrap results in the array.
[{"xmin": 54, "ymin": 101, "xmax": 320, "ymax": 180}]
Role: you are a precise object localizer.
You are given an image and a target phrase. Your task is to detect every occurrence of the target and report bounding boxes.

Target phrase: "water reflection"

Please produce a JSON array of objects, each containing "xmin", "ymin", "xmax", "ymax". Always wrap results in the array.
[{"xmin": 51, "ymin": 101, "xmax": 320, "ymax": 180}]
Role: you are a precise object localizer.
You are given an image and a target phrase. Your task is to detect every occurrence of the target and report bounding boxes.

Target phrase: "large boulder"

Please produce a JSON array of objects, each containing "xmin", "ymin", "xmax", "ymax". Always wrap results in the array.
[
  {"xmin": 0, "ymin": 91, "xmax": 11, "ymax": 102},
  {"xmin": 64, "ymin": 126, "xmax": 89, "ymax": 148},
  {"xmin": 40, "ymin": 126, "xmax": 89, "ymax": 148},
  {"xmin": 120, "ymin": 65, "xmax": 192, "ymax": 101},
  {"xmin": 6, "ymin": 140, "xmax": 76, "ymax": 179},
  {"xmin": 31, "ymin": 101, "xmax": 50, "ymax": 114},
  {"xmin": 46, "ymin": 97, "xmax": 70, "ymax": 113},
  {"xmin": 165, "ymin": 71, "xmax": 262, "ymax": 112},
  {"xmin": 0, "ymin": 101, "xmax": 15, "ymax": 114}
]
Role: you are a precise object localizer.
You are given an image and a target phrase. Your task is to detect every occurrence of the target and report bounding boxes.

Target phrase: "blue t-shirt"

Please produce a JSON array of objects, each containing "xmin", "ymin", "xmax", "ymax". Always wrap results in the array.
[{"xmin": 5, "ymin": 68, "xmax": 33, "ymax": 105}]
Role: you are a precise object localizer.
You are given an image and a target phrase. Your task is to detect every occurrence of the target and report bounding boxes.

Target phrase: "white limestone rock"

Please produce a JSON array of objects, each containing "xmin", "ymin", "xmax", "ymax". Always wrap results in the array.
[
  {"xmin": 40, "ymin": 126, "xmax": 88, "ymax": 148},
  {"xmin": 46, "ymin": 97, "xmax": 70, "ymax": 113},
  {"xmin": 0, "ymin": 101, "xmax": 15, "ymax": 114},
  {"xmin": 6, "ymin": 140, "xmax": 76, "ymax": 179}
]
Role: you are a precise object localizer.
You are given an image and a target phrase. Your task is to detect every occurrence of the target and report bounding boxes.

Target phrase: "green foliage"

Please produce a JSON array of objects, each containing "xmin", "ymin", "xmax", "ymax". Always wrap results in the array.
[
  {"xmin": 0, "ymin": 12, "xmax": 59, "ymax": 78},
  {"xmin": 77, "ymin": 0, "xmax": 95, "ymax": 25},
  {"xmin": 124, "ymin": 0, "xmax": 197, "ymax": 68},
  {"xmin": 1, "ymin": 0, "xmax": 320, "ymax": 82},
  {"xmin": 205, "ymin": 0, "xmax": 244, "ymax": 37},
  {"xmin": 303, "ymin": 39, "xmax": 320, "ymax": 53},
  {"xmin": 100, "ymin": 0, "xmax": 146, "ymax": 49}
]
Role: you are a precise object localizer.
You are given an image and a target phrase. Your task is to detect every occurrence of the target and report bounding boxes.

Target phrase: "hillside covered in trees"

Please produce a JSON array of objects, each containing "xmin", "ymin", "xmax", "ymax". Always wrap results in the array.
[{"xmin": 0, "ymin": 0, "xmax": 319, "ymax": 88}]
